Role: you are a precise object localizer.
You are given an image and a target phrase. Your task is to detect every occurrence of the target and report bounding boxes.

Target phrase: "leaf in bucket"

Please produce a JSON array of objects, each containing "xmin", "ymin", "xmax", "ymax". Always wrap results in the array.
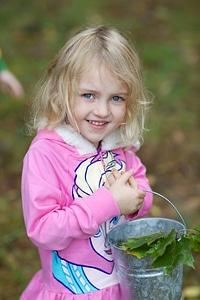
[
  {"xmin": 119, "ymin": 225, "xmax": 200, "ymax": 277},
  {"xmin": 119, "ymin": 232, "xmax": 165, "ymax": 258},
  {"xmin": 120, "ymin": 231, "xmax": 165, "ymax": 251},
  {"xmin": 152, "ymin": 239, "xmax": 176, "ymax": 269},
  {"xmin": 152, "ymin": 234, "xmax": 195, "ymax": 275},
  {"xmin": 175, "ymin": 236, "xmax": 195, "ymax": 268},
  {"xmin": 146, "ymin": 229, "xmax": 176, "ymax": 258},
  {"xmin": 125, "ymin": 244, "xmax": 150, "ymax": 259}
]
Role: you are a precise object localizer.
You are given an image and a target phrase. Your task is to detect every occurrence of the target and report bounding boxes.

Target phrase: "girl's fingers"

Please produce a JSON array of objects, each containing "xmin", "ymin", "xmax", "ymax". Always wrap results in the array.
[
  {"xmin": 138, "ymin": 190, "xmax": 146, "ymax": 199},
  {"xmin": 128, "ymin": 175, "xmax": 138, "ymax": 189},
  {"xmin": 104, "ymin": 170, "xmax": 117, "ymax": 187},
  {"xmin": 111, "ymin": 168, "xmax": 121, "ymax": 179},
  {"xmin": 105, "ymin": 169, "xmax": 121, "ymax": 187},
  {"xmin": 105, "ymin": 168, "xmax": 140, "ymax": 190},
  {"xmin": 112, "ymin": 169, "xmax": 133, "ymax": 184},
  {"xmin": 104, "ymin": 180, "xmax": 110, "ymax": 189}
]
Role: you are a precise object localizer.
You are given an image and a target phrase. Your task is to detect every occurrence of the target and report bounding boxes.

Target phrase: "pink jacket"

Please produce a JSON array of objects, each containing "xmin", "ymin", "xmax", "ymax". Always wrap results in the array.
[{"xmin": 20, "ymin": 125, "xmax": 152, "ymax": 300}]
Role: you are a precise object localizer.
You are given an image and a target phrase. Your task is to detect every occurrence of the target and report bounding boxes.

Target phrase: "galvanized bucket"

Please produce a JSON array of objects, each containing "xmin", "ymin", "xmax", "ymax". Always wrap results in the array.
[{"xmin": 108, "ymin": 190, "xmax": 186, "ymax": 300}]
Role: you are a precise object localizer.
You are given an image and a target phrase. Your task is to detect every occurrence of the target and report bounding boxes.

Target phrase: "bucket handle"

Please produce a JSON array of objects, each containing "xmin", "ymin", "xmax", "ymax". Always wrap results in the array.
[{"xmin": 142, "ymin": 190, "xmax": 187, "ymax": 228}]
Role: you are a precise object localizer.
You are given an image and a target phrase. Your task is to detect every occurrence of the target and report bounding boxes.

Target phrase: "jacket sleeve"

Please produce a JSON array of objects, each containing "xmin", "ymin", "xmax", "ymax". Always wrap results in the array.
[
  {"xmin": 125, "ymin": 150, "xmax": 153, "ymax": 220},
  {"xmin": 21, "ymin": 147, "xmax": 120, "ymax": 251}
]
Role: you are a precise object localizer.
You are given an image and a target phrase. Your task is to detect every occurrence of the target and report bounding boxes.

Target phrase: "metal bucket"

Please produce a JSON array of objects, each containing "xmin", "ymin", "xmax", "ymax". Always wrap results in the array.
[{"xmin": 108, "ymin": 191, "xmax": 186, "ymax": 300}]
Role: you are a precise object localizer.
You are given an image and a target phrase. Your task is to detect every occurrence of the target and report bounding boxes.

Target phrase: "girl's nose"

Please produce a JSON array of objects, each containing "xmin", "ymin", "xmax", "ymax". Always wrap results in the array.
[{"xmin": 94, "ymin": 100, "xmax": 110, "ymax": 117}]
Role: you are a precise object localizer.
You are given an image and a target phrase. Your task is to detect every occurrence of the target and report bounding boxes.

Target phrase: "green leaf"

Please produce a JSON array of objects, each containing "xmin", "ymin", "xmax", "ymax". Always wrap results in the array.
[
  {"xmin": 119, "ymin": 225, "xmax": 200, "ymax": 277},
  {"xmin": 175, "ymin": 236, "xmax": 195, "ymax": 268},
  {"xmin": 188, "ymin": 229, "xmax": 200, "ymax": 252},
  {"xmin": 194, "ymin": 224, "xmax": 200, "ymax": 233},
  {"xmin": 152, "ymin": 240, "xmax": 176, "ymax": 268},
  {"xmin": 120, "ymin": 231, "xmax": 165, "ymax": 251},
  {"xmin": 151, "ymin": 235, "xmax": 195, "ymax": 276},
  {"xmin": 125, "ymin": 244, "xmax": 151, "ymax": 259},
  {"xmin": 146, "ymin": 229, "xmax": 176, "ymax": 258}
]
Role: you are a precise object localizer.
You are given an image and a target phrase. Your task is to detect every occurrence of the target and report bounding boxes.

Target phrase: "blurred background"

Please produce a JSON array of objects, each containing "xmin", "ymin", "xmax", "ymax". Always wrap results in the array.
[{"xmin": 0, "ymin": 0, "xmax": 199, "ymax": 299}]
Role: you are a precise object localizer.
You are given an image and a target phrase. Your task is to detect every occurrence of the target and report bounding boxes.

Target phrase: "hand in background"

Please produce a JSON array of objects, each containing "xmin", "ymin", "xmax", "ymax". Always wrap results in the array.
[{"xmin": 0, "ymin": 69, "xmax": 24, "ymax": 99}]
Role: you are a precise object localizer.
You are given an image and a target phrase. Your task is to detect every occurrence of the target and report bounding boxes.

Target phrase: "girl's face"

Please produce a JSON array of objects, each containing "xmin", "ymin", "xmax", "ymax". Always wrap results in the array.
[{"xmin": 69, "ymin": 64, "xmax": 127, "ymax": 148}]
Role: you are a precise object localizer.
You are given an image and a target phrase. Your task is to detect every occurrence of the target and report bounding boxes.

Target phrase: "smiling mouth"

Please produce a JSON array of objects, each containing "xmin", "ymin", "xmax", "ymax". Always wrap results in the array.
[{"xmin": 88, "ymin": 120, "xmax": 108, "ymax": 126}]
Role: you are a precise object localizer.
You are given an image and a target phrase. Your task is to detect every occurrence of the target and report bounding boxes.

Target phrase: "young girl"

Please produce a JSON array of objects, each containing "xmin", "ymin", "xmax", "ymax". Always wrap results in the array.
[{"xmin": 21, "ymin": 25, "xmax": 153, "ymax": 300}]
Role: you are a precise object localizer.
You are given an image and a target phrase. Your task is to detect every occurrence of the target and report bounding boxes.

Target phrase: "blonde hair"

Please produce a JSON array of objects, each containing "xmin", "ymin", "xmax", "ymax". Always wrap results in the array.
[{"xmin": 28, "ymin": 25, "xmax": 152, "ymax": 145}]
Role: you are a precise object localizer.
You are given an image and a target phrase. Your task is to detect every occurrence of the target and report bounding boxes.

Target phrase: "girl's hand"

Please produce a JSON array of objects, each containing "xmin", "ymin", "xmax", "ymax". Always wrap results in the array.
[{"xmin": 104, "ymin": 169, "xmax": 146, "ymax": 215}]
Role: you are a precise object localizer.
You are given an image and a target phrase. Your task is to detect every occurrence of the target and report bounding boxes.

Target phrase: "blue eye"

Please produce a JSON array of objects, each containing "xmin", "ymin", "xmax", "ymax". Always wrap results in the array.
[
  {"xmin": 112, "ymin": 96, "xmax": 123, "ymax": 102},
  {"xmin": 110, "ymin": 216, "xmax": 119, "ymax": 229},
  {"xmin": 94, "ymin": 228, "xmax": 102, "ymax": 238},
  {"xmin": 83, "ymin": 93, "xmax": 93, "ymax": 99}
]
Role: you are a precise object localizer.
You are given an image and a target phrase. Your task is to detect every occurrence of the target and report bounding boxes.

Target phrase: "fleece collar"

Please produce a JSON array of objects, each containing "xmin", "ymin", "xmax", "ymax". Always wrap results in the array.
[{"xmin": 54, "ymin": 124, "xmax": 140, "ymax": 155}]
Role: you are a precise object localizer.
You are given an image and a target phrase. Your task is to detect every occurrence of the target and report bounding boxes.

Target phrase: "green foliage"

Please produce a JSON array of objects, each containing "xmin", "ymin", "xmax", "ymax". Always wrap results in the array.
[
  {"xmin": 120, "ymin": 226, "xmax": 200, "ymax": 276},
  {"xmin": 189, "ymin": 225, "xmax": 200, "ymax": 252}
]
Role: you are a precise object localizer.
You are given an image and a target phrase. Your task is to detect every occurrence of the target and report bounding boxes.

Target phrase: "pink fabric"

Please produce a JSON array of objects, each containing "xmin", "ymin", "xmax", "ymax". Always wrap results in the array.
[
  {"xmin": 20, "ymin": 271, "xmax": 124, "ymax": 300},
  {"xmin": 20, "ymin": 129, "xmax": 152, "ymax": 299}
]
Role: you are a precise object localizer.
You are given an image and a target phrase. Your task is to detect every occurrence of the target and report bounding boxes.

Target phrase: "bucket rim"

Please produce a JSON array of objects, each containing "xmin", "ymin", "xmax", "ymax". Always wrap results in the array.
[{"xmin": 107, "ymin": 217, "xmax": 186, "ymax": 250}]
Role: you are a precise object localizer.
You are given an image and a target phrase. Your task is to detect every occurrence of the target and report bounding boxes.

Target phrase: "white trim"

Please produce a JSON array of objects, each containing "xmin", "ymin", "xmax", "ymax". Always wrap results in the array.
[{"xmin": 54, "ymin": 124, "xmax": 140, "ymax": 155}]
